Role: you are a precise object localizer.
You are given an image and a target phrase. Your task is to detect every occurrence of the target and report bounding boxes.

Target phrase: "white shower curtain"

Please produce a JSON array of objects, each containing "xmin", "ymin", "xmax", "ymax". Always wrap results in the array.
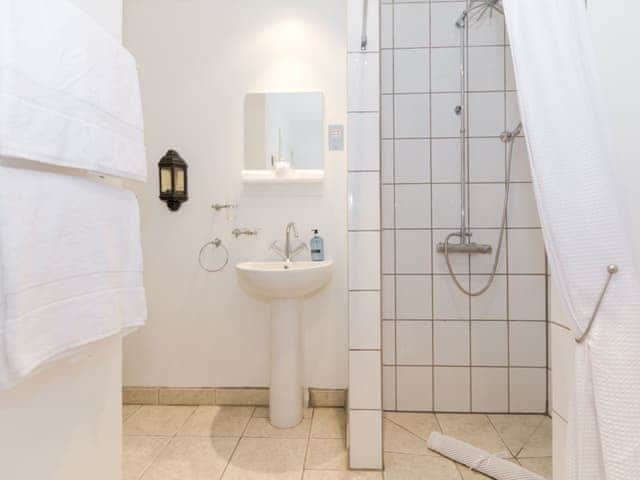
[{"xmin": 503, "ymin": 1, "xmax": 640, "ymax": 479}]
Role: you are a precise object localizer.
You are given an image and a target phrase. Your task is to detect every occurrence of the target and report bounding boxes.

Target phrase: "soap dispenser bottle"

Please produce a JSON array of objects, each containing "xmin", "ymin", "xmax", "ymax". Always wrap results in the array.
[{"xmin": 310, "ymin": 229, "xmax": 325, "ymax": 261}]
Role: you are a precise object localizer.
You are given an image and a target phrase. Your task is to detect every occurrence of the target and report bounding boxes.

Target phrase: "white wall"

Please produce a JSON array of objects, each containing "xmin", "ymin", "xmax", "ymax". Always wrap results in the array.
[
  {"xmin": 69, "ymin": 0, "xmax": 123, "ymax": 40},
  {"xmin": 122, "ymin": 0, "xmax": 347, "ymax": 389}
]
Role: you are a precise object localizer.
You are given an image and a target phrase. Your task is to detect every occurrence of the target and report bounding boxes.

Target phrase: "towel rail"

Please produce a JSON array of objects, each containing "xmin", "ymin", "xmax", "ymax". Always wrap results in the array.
[
  {"xmin": 361, "ymin": 0, "xmax": 369, "ymax": 50},
  {"xmin": 575, "ymin": 264, "xmax": 619, "ymax": 343}
]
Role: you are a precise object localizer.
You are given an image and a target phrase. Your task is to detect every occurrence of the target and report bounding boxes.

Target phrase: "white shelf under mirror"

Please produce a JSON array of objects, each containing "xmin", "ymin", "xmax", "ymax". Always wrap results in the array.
[{"xmin": 241, "ymin": 169, "xmax": 324, "ymax": 184}]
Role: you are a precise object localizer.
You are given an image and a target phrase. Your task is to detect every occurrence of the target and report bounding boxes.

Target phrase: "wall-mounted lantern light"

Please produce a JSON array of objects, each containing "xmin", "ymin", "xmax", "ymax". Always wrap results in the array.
[{"xmin": 158, "ymin": 149, "xmax": 188, "ymax": 211}]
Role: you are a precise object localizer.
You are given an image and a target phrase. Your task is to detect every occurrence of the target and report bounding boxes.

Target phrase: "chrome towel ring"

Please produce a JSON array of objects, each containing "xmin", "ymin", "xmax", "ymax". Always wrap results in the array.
[{"xmin": 198, "ymin": 238, "xmax": 229, "ymax": 272}]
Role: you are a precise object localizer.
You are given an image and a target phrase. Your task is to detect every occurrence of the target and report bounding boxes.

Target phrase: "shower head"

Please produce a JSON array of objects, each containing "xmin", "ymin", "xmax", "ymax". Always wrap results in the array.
[
  {"xmin": 499, "ymin": 123, "xmax": 523, "ymax": 143},
  {"xmin": 455, "ymin": 0, "xmax": 504, "ymax": 29}
]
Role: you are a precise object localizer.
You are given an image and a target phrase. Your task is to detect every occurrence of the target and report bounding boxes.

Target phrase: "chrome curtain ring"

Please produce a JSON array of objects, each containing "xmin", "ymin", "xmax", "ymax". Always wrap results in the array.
[{"xmin": 198, "ymin": 238, "xmax": 229, "ymax": 272}]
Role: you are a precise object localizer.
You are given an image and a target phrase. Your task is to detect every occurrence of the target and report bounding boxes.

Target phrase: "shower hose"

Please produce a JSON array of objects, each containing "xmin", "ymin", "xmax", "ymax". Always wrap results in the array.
[{"xmin": 443, "ymin": 135, "xmax": 517, "ymax": 296}]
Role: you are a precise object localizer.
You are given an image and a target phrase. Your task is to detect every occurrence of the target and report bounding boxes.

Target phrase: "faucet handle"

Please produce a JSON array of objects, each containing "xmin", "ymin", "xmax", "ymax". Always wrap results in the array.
[{"xmin": 270, "ymin": 241, "xmax": 286, "ymax": 260}]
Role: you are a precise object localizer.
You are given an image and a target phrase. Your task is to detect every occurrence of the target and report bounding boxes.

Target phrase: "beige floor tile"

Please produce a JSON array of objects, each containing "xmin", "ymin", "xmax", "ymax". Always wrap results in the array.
[
  {"xmin": 384, "ymin": 412, "xmax": 440, "ymax": 441},
  {"xmin": 383, "ymin": 419, "xmax": 432, "ymax": 456},
  {"xmin": 384, "ymin": 452, "xmax": 460, "ymax": 480},
  {"xmin": 456, "ymin": 458, "xmax": 521, "ymax": 480},
  {"xmin": 518, "ymin": 417, "xmax": 552, "ymax": 458},
  {"xmin": 303, "ymin": 471, "xmax": 382, "ymax": 480},
  {"xmin": 244, "ymin": 417, "xmax": 312, "ymax": 438},
  {"xmin": 305, "ymin": 439, "xmax": 348, "ymax": 470},
  {"xmin": 311, "ymin": 408, "xmax": 346, "ymax": 439},
  {"xmin": 436, "ymin": 414, "xmax": 509, "ymax": 455},
  {"xmin": 141, "ymin": 436, "xmax": 237, "ymax": 480},
  {"xmin": 124, "ymin": 406, "xmax": 196, "ymax": 436},
  {"xmin": 222, "ymin": 437, "xmax": 308, "ymax": 480},
  {"xmin": 123, "ymin": 435, "xmax": 170, "ymax": 480},
  {"xmin": 518, "ymin": 457, "xmax": 552, "ymax": 479},
  {"xmin": 488, "ymin": 414, "xmax": 545, "ymax": 457},
  {"xmin": 123, "ymin": 405, "xmax": 142, "ymax": 422},
  {"xmin": 254, "ymin": 407, "xmax": 313, "ymax": 419},
  {"xmin": 177, "ymin": 406, "xmax": 253, "ymax": 437}
]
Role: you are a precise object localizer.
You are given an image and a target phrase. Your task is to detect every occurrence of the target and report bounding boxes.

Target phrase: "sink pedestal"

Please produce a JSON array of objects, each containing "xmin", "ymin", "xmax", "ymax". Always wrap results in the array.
[{"xmin": 270, "ymin": 299, "xmax": 304, "ymax": 428}]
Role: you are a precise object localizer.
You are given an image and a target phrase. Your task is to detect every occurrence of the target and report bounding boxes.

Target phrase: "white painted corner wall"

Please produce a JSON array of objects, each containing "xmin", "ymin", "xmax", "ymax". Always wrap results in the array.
[
  {"xmin": 122, "ymin": 0, "xmax": 348, "ymax": 390},
  {"xmin": 69, "ymin": 0, "xmax": 123, "ymax": 40}
]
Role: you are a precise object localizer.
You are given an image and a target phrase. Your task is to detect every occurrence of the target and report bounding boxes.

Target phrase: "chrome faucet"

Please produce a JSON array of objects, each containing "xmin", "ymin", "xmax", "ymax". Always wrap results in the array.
[{"xmin": 271, "ymin": 222, "xmax": 308, "ymax": 263}]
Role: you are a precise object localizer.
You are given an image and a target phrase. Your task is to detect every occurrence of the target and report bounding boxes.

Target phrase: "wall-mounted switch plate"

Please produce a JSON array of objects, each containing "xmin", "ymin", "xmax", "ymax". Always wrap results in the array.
[{"xmin": 328, "ymin": 124, "xmax": 344, "ymax": 151}]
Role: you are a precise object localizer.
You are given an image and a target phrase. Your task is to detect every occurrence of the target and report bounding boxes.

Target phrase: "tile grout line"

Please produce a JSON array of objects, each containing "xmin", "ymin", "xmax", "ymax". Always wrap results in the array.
[
  {"xmin": 300, "ymin": 408, "xmax": 316, "ymax": 479},
  {"xmin": 218, "ymin": 406, "xmax": 256, "ymax": 479}
]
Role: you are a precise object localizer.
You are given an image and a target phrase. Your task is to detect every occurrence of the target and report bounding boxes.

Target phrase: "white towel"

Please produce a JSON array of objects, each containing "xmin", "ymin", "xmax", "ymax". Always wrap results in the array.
[
  {"xmin": 0, "ymin": 167, "xmax": 147, "ymax": 388},
  {"xmin": 0, "ymin": 0, "xmax": 146, "ymax": 181}
]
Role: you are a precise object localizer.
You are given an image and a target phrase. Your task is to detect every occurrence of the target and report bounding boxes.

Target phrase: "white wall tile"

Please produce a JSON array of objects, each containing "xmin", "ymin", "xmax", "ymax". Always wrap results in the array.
[
  {"xmin": 381, "ymin": 140, "xmax": 394, "ymax": 183},
  {"xmin": 471, "ymin": 321, "xmax": 508, "ymax": 366},
  {"xmin": 432, "ymin": 184, "xmax": 461, "ymax": 228},
  {"xmin": 470, "ymin": 275, "xmax": 507, "ymax": 319},
  {"xmin": 394, "ymin": 3, "xmax": 429, "ymax": 48},
  {"xmin": 510, "ymin": 367, "xmax": 547, "ymax": 413},
  {"xmin": 395, "ymin": 139, "xmax": 430, "ymax": 183},
  {"xmin": 349, "ymin": 351, "xmax": 382, "ymax": 409},
  {"xmin": 510, "ymin": 137, "xmax": 531, "ymax": 182},
  {"xmin": 468, "ymin": 11, "xmax": 505, "ymax": 46},
  {"xmin": 381, "ymin": 4, "xmax": 393, "ymax": 49},
  {"xmin": 470, "ymin": 184, "xmax": 505, "ymax": 228},
  {"xmin": 348, "ymin": 53, "xmax": 380, "ymax": 112},
  {"xmin": 434, "ymin": 321, "xmax": 470, "ymax": 366},
  {"xmin": 431, "ymin": 138, "xmax": 461, "ymax": 182},
  {"xmin": 469, "ymin": 229, "xmax": 507, "ymax": 274},
  {"xmin": 505, "ymin": 46, "xmax": 516, "ymax": 91},
  {"xmin": 382, "ymin": 184, "xmax": 395, "ymax": 229},
  {"xmin": 433, "ymin": 275, "xmax": 469, "ymax": 320},
  {"xmin": 382, "ymin": 230, "xmax": 395, "ymax": 274},
  {"xmin": 394, "ymin": 49, "xmax": 429, "ymax": 93},
  {"xmin": 348, "ymin": 113, "xmax": 380, "ymax": 172},
  {"xmin": 431, "ymin": 93, "xmax": 460, "ymax": 138},
  {"xmin": 349, "ymin": 232, "xmax": 381, "ymax": 291},
  {"xmin": 507, "ymin": 183, "xmax": 541, "ymax": 228},
  {"xmin": 348, "ymin": 172, "xmax": 380, "ymax": 230},
  {"xmin": 510, "ymin": 322, "xmax": 547, "ymax": 367},
  {"xmin": 349, "ymin": 409, "xmax": 383, "ymax": 469},
  {"xmin": 395, "ymin": 94, "xmax": 429, "ymax": 138},
  {"xmin": 509, "ymin": 275, "xmax": 546, "ymax": 321},
  {"xmin": 431, "ymin": 47, "xmax": 460, "ymax": 92},
  {"xmin": 472, "ymin": 367, "xmax": 508, "ymax": 412},
  {"xmin": 508, "ymin": 229, "xmax": 546, "ymax": 274},
  {"xmin": 396, "ymin": 321, "xmax": 432, "ymax": 364},
  {"xmin": 381, "ymin": 95, "xmax": 394, "ymax": 138},
  {"xmin": 350, "ymin": 291, "xmax": 381, "ymax": 350},
  {"xmin": 396, "ymin": 276, "xmax": 432, "ymax": 319},
  {"xmin": 382, "ymin": 275, "xmax": 395, "ymax": 319},
  {"xmin": 431, "ymin": 2, "xmax": 463, "ymax": 48},
  {"xmin": 396, "ymin": 230, "xmax": 431, "ymax": 274},
  {"xmin": 382, "ymin": 321, "xmax": 396, "ymax": 364},
  {"xmin": 434, "ymin": 367, "xmax": 470, "ymax": 412},
  {"xmin": 381, "ymin": 50, "xmax": 393, "ymax": 94},
  {"xmin": 383, "ymin": 366, "xmax": 396, "ymax": 410},
  {"xmin": 468, "ymin": 46, "xmax": 505, "ymax": 91},
  {"xmin": 397, "ymin": 366, "xmax": 433, "ymax": 411},
  {"xmin": 469, "ymin": 138, "xmax": 505, "ymax": 183},
  {"xmin": 395, "ymin": 184, "xmax": 430, "ymax": 228},
  {"xmin": 348, "ymin": 0, "xmax": 380, "ymax": 53},
  {"xmin": 506, "ymin": 91, "xmax": 521, "ymax": 131},
  {"xmin": 468, "ymin": 92, "xmax": 505, "ymax": 137},
  {"xmin": 549, "ymin": 277, "xmax": 571, "ymax": 329}
]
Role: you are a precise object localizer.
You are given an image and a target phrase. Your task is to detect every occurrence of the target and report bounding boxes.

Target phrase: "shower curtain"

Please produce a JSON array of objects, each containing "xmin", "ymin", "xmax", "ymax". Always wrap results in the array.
[{"xmin": 503, "ymin": 1, "xmax": 640, "ymax": 479}]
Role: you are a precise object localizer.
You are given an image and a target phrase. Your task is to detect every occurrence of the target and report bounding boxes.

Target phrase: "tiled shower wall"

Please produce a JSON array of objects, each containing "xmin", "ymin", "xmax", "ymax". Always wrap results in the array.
[{"xmin": 380, "ymin": 0, "xmax": 548, "ymax": 413}]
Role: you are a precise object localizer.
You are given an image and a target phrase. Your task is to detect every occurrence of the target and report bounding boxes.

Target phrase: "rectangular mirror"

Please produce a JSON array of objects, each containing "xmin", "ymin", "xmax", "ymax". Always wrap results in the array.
[{"xmin": 244, "ymin": 92, "xmax": 324, "ymax": 182}]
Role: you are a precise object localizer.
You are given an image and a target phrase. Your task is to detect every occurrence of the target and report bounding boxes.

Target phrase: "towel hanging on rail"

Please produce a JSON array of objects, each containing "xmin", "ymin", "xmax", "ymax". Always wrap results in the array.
[{"xmin": 0, "ymin": 0, "xmax": 146, "ymax": 181}]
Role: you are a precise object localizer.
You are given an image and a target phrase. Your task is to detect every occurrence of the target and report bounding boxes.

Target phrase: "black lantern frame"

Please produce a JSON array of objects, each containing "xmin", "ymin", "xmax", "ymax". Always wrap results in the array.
[{"xmin": 158, "ymin": 149, "xmax": 188, "ymax": 211}]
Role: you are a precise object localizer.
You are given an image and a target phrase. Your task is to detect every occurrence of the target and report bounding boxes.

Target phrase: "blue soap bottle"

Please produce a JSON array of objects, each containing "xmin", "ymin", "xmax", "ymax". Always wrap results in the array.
[{"xmin": 310, "ymin": 229, "xmax": 325, "ymax": 261}]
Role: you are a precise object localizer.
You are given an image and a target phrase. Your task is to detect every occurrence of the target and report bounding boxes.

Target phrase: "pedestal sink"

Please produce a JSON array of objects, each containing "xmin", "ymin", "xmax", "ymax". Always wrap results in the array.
[{"xmin": 236, "ymin": 260, "xmax": 333, "ymax": 428}]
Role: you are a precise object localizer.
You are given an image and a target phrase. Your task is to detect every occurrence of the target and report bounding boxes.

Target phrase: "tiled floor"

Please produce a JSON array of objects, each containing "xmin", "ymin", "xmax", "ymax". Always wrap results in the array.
[{"xmin": 123, "ymin": 406, "xmax": 552, "ymax": 479}]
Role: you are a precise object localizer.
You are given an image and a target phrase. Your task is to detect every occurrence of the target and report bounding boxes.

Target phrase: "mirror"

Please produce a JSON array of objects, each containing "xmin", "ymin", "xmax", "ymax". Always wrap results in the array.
[{"xmin": 244, "ymin": 92, "xmax": 324, "ymax": 175}]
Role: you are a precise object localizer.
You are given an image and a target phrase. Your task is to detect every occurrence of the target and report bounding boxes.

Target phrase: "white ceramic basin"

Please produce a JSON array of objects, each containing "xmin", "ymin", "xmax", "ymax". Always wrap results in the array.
[
  {"xmin": 235, "ymin": 259, "xmax": 333, "ymax": 429},
  {"xmin": 236, "ymin": 260, "xmax": 333, "ymax": 299}
]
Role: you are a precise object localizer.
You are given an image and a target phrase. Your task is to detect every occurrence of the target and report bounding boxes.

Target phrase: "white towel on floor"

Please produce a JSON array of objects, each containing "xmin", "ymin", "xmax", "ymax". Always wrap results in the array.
[
  {"xmin": 0, "ymin": 0, "xmax": 146, "ymax": 181},
  {"xmin": 0, "ymin": 167, "xmax": 147, "ymax": 388}
]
